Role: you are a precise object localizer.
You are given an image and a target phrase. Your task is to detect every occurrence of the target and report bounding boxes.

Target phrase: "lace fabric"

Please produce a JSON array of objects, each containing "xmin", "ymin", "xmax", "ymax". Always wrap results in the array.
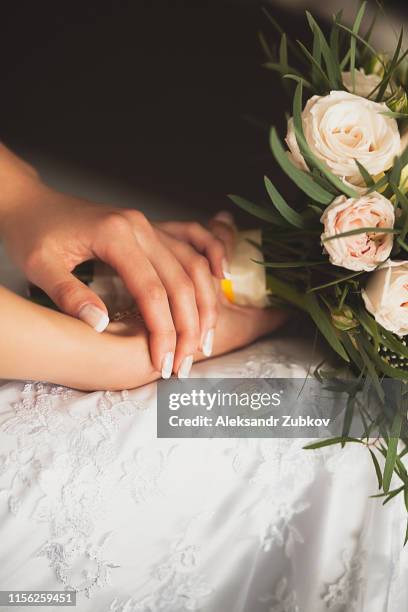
[{"xmin": 0, "ymin": 337, "xmax": 407, "ymax": 612}]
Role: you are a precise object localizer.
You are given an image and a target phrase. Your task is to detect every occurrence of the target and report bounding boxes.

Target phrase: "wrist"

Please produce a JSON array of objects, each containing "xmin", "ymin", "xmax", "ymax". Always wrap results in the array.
[{"xmin": 0, "ymin": 144, "xmax": 44, "ymax": 233}]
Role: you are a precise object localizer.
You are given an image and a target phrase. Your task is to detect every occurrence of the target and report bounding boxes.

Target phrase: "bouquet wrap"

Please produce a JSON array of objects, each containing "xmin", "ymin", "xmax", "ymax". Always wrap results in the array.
[{"xmin": 221, "ymin": 229, "xmax": 268, "ymax": 308}]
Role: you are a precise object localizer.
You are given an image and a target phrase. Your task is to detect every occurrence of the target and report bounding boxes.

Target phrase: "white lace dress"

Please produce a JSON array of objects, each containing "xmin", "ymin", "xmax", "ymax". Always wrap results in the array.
[{"xmin": 0, "ymin": 335, "xmax": 407, "ymax": 612}]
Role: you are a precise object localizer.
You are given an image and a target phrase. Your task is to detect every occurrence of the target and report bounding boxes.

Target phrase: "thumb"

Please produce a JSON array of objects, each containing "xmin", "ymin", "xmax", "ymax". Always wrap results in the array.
[{"xmin": 35, "ymin": 263, "xmax": 110, "ymax": 332}]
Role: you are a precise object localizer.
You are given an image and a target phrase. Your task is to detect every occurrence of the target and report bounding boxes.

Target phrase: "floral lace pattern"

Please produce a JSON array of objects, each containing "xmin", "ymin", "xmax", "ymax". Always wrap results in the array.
[{"xmin": 0, "ymin": 337, "xmax": 405, "ymax": 611}]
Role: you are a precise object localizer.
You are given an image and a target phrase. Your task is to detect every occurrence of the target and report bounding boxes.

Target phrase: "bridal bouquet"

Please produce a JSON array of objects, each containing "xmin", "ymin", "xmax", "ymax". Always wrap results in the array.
[{"xmin": 229, "ymin": 3, "xmax": 408, "ymax": 529}]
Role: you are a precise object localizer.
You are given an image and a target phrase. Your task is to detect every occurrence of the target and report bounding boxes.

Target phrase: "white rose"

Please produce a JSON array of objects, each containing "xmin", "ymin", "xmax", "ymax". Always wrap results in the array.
[
  {"xmin": 321, "ymin": 192, "xmax": 395, "ymax": 271},
  {"xmin": 342, "ymin": 69, "xmax": 386, "ymax": 98},
  {"xmin": 362, "ymin": 261, "xmax": 408, "ymax": 336},
  {"xmin": 286, "ymin": 91, "xmax": 401, "ymax": 186}
]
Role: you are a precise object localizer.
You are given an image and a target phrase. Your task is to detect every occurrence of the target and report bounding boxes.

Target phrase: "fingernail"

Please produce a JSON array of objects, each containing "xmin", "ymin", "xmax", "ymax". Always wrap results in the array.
[
  {"xmin": 202, "ymin": 329, "xmax": 214, "ymax": 357},
  {"xmin": 214, "ymin": 210, "xmax": 234, "ymax": 226},
  {"xmin": 222, "ymin": 258, "xmax": 232, "ymax": 280},
  {"xmin": 161, "ymin": 352, "xmax": 174, "ymax": 379},
  {"xmin": 78, "ymin": 304, "xmax": 109, "ymax": 332},
  {"xmin": 178, "ymin": 355, "xmax": 193, "ymax": 379}
]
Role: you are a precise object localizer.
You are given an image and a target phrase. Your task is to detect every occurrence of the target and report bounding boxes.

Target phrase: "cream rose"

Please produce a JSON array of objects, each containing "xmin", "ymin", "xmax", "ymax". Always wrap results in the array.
[
  {"xmin": 342, "ymin": 69, "xmax": 386, "ymax": 98},
  {"xmin": 320, "ymin": 193, "xmax": 395, "ymax": 271},
  {"xmin": 362, "ymin": 261, "xmax": 408, "ymax": 336},
  {"xmin": 286, "ymin": 90, "xmax": 401, "ymax": 186}
]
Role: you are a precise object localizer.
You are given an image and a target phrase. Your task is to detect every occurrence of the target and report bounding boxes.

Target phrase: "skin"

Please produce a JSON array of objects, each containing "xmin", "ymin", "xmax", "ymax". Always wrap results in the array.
[
  {"xmin": 0, "ymin": 285, "xmax": 287, "ymax": 391},
  {"xmin": 0, "ymin": 144, "xmax": 230, "ymax": 376},
  {"xmin": 0, "ymin": 144, "xmax": 288, "ymax": 388}
]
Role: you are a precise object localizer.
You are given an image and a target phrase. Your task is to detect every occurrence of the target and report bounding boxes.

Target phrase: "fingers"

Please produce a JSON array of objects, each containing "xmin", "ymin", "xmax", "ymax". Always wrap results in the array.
[
  {"xmin": 158, "ymin": 230, "xmax": 218, "ymax": 358},
  {"xmin": 95, "ymin": 229, "xmax": 177, "ymax": 377},
  {"xmin": 157, "ymin": 220, "xmax": 228, "ymax": 279},
  {"xmin": 134, "ymin": 230, "xmax": 202, "ymax": 377},
  {"xmin": 95, "ymin": 211, "xmax": 202, "ymax": 378},
  {"xmin": 208, "ymin": 211, "xmax": 236, "ymax": 274},
  {"xmin": 30, "ymin": 260, "xmax": 110, "ymax": 333}
]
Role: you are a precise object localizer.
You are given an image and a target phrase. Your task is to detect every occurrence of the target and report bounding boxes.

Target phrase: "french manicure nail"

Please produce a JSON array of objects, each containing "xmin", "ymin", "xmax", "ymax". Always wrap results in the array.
[
  {"xmin": 78, "ymin": 304, "xmax": 110, "ymax": 332},
  {"xmin": 178, "ymin": 355, "xmax": 193, "ymax": 379},
  {"xmin": 161, "ymin": 352, "xmax": 174, "ymax": 379},
  {"xmin": 222, "ymin": 258, "xmax": 232, "ymax": 280},
  {"xmin": 202, "ymin": 329, "xmax": 214, "ymax": 357},
  {"xmin": 214, "ymin": 210, "xmax": 234, "ymax": 226}
]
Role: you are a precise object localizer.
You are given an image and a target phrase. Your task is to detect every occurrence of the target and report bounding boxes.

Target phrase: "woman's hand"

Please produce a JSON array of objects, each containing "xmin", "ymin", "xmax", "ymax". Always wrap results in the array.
[
  {"xmin": 0, "ymin": 286, "xmax": 287, "ymax": 392},
  {"xmin": 0, "ymin": 145, "xmax": 227, "ymax": 378},
  {"xmin": 97, "ymin": 292, "xmax": 288, "ymax": 391}
]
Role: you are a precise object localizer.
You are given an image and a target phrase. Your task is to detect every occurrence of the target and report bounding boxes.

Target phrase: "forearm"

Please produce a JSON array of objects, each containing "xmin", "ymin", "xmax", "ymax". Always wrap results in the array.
[
  {"xmin": 0, "ymin": 144, "xmax": 40, "ymax": 229},
  {"xmin": 0, "ymin": 286, "xmax": 287, "ymax": 391},
  {"xmin": 0, "ymin": 287, "xmax": 157, "ymax": 390}
]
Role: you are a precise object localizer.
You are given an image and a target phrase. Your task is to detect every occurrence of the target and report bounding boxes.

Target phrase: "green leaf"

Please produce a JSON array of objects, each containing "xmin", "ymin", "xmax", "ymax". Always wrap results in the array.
[
  {"xmin": 295, "ymin": 125, "xmax": 359, "ymax": 197},
  {"xmin": 355, "ymin": 335, "xmax": 385, "ymax": 402},
  {"xmin": 355, "ymin": 306, "xmax": 380, "ymax": 350},
  {"xmin": 383, "ymin": 484, "xmax": 405, "ymax": 505},
  {"xmin": 350, "ymin": 2, "xmax": 367, "ymax": 92},
  {"xmin": 261, "ymin": 7, "xmax": 307, "ymax": 66},
  {"xmin": 307, "ymin": 271, "xmax": 364, "ymax": 293},
  {"xmin": 366, "ymin": 173, "xmax": 389, "ymax": 194},
  {"xmin": 404, "ymin": 519, "xmax": 408, "ymax": 547},
  {"xmin": 269, "ymin": 128, "xmax": 334, "ymax": 204},
  {"xmin": 376, "ymin": 29, "xmax": 405, "ymax": 102},
  {"xmin": 383, "ymin": 411, "xmax": 402, "ymax": 493},
  {"xmin": 296, "ymin": 40, "xmax": 332, "ymax": 90},
  {"xmin": 322, "ymin": 226, "xmax": 399, "ymax": 242},
  {"xmin": 263, "ymin": 62, "xmax": 303, "ymax": 78},
  {"xmin": 306, "ymin": 11, "xmax": 343, "ymax": 89},
  {"xmin": 305, "ymin": 293, "xmax": 350, "ymax": 362},
  {"xmin": 397, "ymin": 237, "xmax": 408, "ymax": 253},
  {"xmin": 279, "ymin": 32, "xmax": 288, "ymax": 68},
  {"xmin": 369, "ymin": 346, "xmax": 408, "ymax": 380},
  {"xmin": 341, "ymin": 332, "xmax": 364, "ymax": 370},
  {"xmin": 369, "ymin": 448, "xmax": 383, "ymax": 490},
  {"xmin": 282, "ymin": 73, "xmax": 313, "ymax": 89},
  {"xmin": 371, "ymin": 484, "xmax": 404, "ymax": 499},
  {"xmin": 228, "ymin": 194, "xmax": 287, "ymax": 225},
  {"xmin": 391, "ymin": 182, "xmax": 408, "ymax": 242},
  {"xmin": 337, "ymin": 23, "xmax": 385, "ymax": 67},
  {"xmin": 361, "ymin": 7, "xmax": 379, "ymax": 56},
  {"xmin": 264, "ymin": 176, "xmax": 305, "ymax": 228},
  {"xmin": 341, "ymin": 394, "xmax": 355, "ymax": 442},
  {"xmin": 311, "ymin": 16, "xmax": 322, "ymax": 85},
  {"xmin": 355, "ymin": 160, "xmax": 375, "ymax": 187},
  {"xmin": 266, "ymin": 275, "xmax": 307, "ymax": 310},
  {"xmin": 258, "ymin": 31, "xmax": 273, "ymax": 61},
  {"xmin": 255, "ymin": 259, "xmax": 326, "ymax": 268},
  {"xmin": 304, "ymin": 436, "xmax": 362, "ymax": 450},
  {"xmin": 340, "ymin": 49, "xmax": 351, "ymax": 71},
  {"xmin": 329, "ymin": 11, "xmax": 342, "ymax": 64},
  {"xmin": 382, "ymin": 110, "xmax": 408, "ymax": 120},
  {"xmin": 379, "ymin": 326, "xmax": 408, "ymax": 359}
]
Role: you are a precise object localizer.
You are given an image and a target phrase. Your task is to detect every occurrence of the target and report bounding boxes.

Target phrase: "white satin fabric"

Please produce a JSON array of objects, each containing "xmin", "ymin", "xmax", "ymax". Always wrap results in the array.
[{"xmin": 1, "ymin": 335, "xmax": 407, "ymax": 612}]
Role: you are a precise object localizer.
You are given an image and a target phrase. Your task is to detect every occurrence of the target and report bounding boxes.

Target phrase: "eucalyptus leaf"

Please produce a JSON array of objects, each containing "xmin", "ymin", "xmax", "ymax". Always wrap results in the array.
[
  {"xmin": 355, "ymin": 160, "xmax": 375, "ymax": 187},
  {"xmin": 383, "ymin": 411, "xmax": 402, "ymax": 494},
  {"xmin": 270, "ymin": 128, "xmax": 334, "ymax": 204},
  {"xmin": 323, "ymin": 227, "xmax": 399, "ymax": 242},
  {"xmin": 306, "ymin": 11, "xmax": 342, "ymax": 88},
  {"xmin": 228, "ymin": 194, "xmax": 287, "ymax": 225},
  {"xmin": 304, "ymin": 437, "xmax": 362, "ymax": 450},
  {"xmin": 264, "ymin": 176, "xmax": 306, "ymax": 228},
  {"xmin": 305, "ymin": 293, "xmax": 350, "ymax": 362},
  {"xmin": 369, "ymin": 448, "xmax": 383, "ymax": 490},
  {"xmin": 350, "ymin": 2, "xmax": 367, "ymax": 92}
]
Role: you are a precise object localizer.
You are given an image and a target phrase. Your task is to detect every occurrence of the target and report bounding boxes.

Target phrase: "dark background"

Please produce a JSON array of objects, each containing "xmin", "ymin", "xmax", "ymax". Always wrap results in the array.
[{"xmin": 1, "ymin": 0, "xmax": 406, "ymax": 220}]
